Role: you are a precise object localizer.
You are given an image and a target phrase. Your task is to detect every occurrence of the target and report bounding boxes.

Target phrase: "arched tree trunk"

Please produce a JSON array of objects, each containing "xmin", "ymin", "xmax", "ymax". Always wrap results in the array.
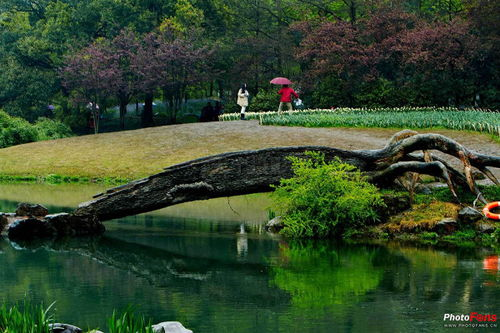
[{"xmin": 74, "ymin": 130, "xmax": 499, "ymax": 221}]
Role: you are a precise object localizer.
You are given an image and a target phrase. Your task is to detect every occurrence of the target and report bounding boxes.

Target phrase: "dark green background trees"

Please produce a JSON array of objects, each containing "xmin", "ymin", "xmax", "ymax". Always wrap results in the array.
[{"xmin": 0, "ymin": 0, "xmax": 498, "ymax": 130}]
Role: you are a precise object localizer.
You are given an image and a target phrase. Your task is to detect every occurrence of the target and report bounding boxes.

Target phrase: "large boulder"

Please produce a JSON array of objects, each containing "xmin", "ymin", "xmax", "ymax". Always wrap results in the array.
[
  {"xmin": 152, "ymin": 322, "xmax": 193, "ymax": 333},
  {"xmin": 8, "ymin": 218, "xmax": 55, "ymax": 239},
  {"xmin": 15, "ymin": 203, "xmax": 49, "ymax": 217},
  {"xmin": 6, "ymin": 213, "xmax": 105, "ymax": 239},
  {"xmin": 458, "ymin": 207, "xmax": 483, "ymax": 225},
  {"xmin": 45, "ymin": 213, "xmax": 105, "ymax": 236}
]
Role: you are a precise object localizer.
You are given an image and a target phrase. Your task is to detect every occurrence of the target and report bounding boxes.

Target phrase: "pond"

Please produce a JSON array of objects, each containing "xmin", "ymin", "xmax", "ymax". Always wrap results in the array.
[{"xmin": 0, "ymin": 184, "xmax": 499, "ymax": 332}]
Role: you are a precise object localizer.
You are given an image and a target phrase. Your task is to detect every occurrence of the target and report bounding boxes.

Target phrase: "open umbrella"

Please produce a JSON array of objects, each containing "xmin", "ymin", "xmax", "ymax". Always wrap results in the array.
[{"xmin": 270, "ymin": 77, "xmax": 293, "ymax": 85}]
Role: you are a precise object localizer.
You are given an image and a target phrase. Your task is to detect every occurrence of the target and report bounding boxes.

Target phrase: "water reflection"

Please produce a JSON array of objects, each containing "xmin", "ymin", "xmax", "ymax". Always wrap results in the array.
[
  {"xmin": 1, "ymin": 234, "xmax": 499, "ymax": 332},
  {"xmin": 0, "ymin": 184, "xmax": 499, "ymax": 332},
  {"xmin": 236, "ymin": 224, "xmax": 248, "ymax": 259}
]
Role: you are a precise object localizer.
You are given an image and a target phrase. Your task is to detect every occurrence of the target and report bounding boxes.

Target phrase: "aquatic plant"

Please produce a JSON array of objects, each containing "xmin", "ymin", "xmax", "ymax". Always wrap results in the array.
[
  {"xmin": 0, "ymin": 300, "xmax": 54, "ymax": 333},
  {"xmin": 107, "ymin": 306, "xmax": 154, "ymax": 333}
]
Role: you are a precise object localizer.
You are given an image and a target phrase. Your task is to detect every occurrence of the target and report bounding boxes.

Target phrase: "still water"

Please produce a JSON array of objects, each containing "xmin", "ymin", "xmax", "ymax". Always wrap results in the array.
[{"xmin": 0, "ymin": 184, "xmax": 499, "ymax": 332}]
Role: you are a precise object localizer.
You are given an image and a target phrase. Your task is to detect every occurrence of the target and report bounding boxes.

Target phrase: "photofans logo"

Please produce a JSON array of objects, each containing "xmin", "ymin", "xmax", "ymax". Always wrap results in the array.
[{"xmin": 443, "ymin": 312, "xmax": 497, "ymax": 329}]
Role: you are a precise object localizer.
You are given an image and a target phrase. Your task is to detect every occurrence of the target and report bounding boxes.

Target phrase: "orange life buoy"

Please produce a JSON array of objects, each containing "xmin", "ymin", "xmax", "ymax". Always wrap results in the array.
[{"xmin": 483, "ymin": 201, "xmax": 500, "ymax": 220}]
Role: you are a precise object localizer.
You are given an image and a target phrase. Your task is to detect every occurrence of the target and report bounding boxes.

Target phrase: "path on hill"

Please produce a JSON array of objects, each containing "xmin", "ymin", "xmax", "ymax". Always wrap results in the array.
[{"xmin": 0, "ymin": 120, "xmax": 498, "ymax": 179}]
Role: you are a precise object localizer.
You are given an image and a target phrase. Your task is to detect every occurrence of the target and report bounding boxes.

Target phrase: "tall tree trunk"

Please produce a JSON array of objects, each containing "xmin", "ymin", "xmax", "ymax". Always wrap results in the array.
[
  {"xmin": 119, "ymin": 98, "xmax": 127, "ymax": 130},
  {"xmin": 142, "ymin": 94, "xmax": 154, "ymax": 127}
]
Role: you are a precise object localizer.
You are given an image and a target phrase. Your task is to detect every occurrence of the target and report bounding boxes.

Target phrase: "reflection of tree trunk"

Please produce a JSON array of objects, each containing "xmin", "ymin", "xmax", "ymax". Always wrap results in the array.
[
  {"xmin": 142, "ymin": 94, "xmax": 154, "ymax": 127},
  {"xmin": 75, "ymin": 130, "xmax": 499, "ymax": 221}
]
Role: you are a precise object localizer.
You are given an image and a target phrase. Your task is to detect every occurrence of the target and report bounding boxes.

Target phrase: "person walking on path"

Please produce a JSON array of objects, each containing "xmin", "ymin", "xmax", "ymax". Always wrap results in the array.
[
  {"xmin": 237, "ymin": 84, "xmax": 249, "ymax": 120},
  {"xmin": 277, "ymin": 84, "xmax": 299, "ymax": 114}
]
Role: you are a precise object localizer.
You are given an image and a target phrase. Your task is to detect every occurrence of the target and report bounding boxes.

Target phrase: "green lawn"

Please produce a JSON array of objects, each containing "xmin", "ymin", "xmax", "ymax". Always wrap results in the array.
[{"xmin": 0, "ymin": 120, "xmax": 498, "ymax": 180}]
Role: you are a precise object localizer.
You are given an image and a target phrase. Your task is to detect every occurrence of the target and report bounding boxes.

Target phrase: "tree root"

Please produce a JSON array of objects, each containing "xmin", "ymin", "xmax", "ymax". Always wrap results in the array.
[{"xmin": 367, "ymin": 130, "xmax": 499, "ymax": 204}]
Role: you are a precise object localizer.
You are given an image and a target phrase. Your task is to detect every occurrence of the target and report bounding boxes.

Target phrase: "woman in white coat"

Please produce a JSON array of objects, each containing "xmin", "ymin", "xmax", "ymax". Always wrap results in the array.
[{"xmin": 237, "ymin": 84, "xmax": 249, "ymax": 120}]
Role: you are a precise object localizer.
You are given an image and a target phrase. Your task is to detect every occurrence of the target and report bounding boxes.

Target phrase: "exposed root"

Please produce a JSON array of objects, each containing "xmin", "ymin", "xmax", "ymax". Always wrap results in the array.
[
  {"xmin": 370, "ymin": 160, "xmax": 459, "ymax": 202},
  {"xmin": 372, "ymin": 130, "xmax": 497, "ymax": 204}
]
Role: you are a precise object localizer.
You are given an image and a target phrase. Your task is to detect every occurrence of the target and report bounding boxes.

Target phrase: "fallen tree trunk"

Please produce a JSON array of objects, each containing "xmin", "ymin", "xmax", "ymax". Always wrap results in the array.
[{"xmin": 74, "ymin": 130, "xmax": 500, "ymax": 221}]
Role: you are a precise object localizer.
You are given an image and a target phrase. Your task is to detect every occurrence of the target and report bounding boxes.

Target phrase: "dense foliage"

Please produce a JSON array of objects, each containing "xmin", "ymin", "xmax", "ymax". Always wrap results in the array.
[
  {"xmin": 0, "ymin": 110, "xmax": 72, "ymax": 148},
  {"xmin": 272, "ymin": 152, "xmax": 385, "ymax": 238},
  {"xmin": 0, "ymin": 0, "xmax": 498, "ymax": 131}
]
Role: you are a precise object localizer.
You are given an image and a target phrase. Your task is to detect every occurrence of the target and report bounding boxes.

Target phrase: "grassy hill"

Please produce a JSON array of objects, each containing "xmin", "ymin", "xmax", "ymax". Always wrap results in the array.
[{"xmin": 0, "ymin": 121, "xmax": 498, "ymax": 180}]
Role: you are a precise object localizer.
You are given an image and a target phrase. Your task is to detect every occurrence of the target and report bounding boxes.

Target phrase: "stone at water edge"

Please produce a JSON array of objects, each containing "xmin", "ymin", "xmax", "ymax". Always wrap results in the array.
[
  {"xmin": 49, "ymin": 323, "xmax": 83, "ymax": 333},
  {"xmin": 6, "ymin": 213, "xmax": 105, "ymax": 239},
  {"xmin": 8, "ymin": 218, "xmax": 56, "ymax": 239},
  {"xmin": 45, "ymin": 213, "xmax": 105, "ymax": 236},
  {"xmin": 476, "ymin": 222, "xmax": 496, "ymax": 234},
  {"xmin": 0, "ymin": 214, "xmax": 8, "ymax": 232},
  {"xmin": 152, "ymin": 321, "xmax": 193, "ymax": 333},
  {"xmin": 15, "ymin": 203, "xmax": 49, "ymax": 217},
  {"xmin": 265, "ymin": 216, "xmax": 283, "ymax": 232},
  {"xmin": 434, "ymin": 218, "xmax": 458, "ymax": 234},
  {"xmin": 458, "ymin": 207, "xmax": 483, "ymax": 224}
]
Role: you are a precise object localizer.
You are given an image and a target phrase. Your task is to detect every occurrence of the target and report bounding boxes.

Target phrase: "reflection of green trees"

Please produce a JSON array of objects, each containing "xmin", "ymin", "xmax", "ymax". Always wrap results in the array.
[{"xmin": 271, "ymin": 241, "xmax": 383, "ymax": 310}]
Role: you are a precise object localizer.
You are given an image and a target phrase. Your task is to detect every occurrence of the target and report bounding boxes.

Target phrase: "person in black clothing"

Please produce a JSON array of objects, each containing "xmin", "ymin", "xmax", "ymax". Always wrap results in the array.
[
  {"xmin": 214, "ymin": 101, "xmax": 224, "ymax": 121},
  {"xmin": 200, "ymin": 102, "xmax": 214, "ymax": 122}
]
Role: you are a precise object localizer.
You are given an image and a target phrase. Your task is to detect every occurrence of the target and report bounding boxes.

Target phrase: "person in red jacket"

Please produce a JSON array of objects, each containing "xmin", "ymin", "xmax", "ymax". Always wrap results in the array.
[{"xmin": 277, "ymin": 85, "xmax": 299, "ymax": 114}]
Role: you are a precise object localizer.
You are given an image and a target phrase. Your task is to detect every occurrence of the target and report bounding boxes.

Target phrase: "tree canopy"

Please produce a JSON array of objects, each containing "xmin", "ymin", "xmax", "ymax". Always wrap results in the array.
[{"xmin": 0, "ymin": 0, "xmax": 498, "ymax": 130}]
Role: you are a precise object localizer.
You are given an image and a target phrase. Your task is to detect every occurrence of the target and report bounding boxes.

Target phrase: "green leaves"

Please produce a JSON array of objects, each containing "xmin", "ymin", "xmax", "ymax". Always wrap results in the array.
[
  {"xmin": 0, "ymin": 300, "xmax": 54, "ymax": 333},
  {"xmin": 0, "ymin": 110, "xmax": 72, "ymax": 148},
  {"xmin": 107, "ymin": 306, "xmax": 154, "ymax": 333},
  {"xmin": 272, "ymin": 152, "xmax": 385, "ymax": 238},
  {"xmin": 252, "ymin": 107, "xmax": 500, "ymax": 137}
]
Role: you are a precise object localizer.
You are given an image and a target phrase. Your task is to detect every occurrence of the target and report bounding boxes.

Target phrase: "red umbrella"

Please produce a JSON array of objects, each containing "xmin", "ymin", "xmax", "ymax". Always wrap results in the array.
[{"xmin": 270, "ymin": 77, "xmax": 293, "ymax": 85}]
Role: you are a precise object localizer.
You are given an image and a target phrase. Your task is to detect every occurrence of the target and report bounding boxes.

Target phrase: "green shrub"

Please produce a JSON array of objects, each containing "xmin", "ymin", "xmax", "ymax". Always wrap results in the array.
[
  {"xmin": 249, "ymin": 89, "xmax": 279, "ymax": 112},
  {"xmin": 34, "ymin": 117, "xmax": 73, "ymax": 140},
  {"xmin": 0, "ymin": 110, "xmax": 73, "ymax": 148},
  {"xmin": 271, "ymin": 152, "xmax": 385, "ymax": 238}
]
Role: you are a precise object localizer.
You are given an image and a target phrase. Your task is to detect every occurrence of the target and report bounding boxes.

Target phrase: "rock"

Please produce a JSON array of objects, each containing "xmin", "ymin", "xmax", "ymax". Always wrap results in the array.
[
  {"xmin": 15, "ymin": 203, "xmax": 49, "ymax": 217},
  {"xmin": 265, "ymin": 216, "xmax": 283, "ymax": 232},
  {"xmin": 476, "ymin": 222, "xmax": 495, "ymax": 234},
  {"xmin": 152, "ymin": 322, "xmax": 193, "ymax": 333},
  {"xmin": 7, "ymin": 218, "xmax": 55, "ymax": 239},
  {"xmin": 434, "ymin": 218, "xmax": 458, "ymax": 234},
  {"xmin": 6, "ymin": 213, "xmax": 104, "ymax": 239},
  {"xmin": 416, "ymin": 185, "xmax": 432, "ymax": 195},
  {"xmin": 378, "ymin": 193, "xmax": 411, "ymax": 220},
  {"xmin": 0, "ymin": 214, "xmax": 8, "ymax": 232},
  {"xmin": 49, "ymin": 323, "xmax": 83, "ymax": 333},
  {"xmin": 45, "ymin": 213, "xmax": 105, "ymax": 236},
  {"xmin": 458, "ymin": 207, "xmax": 483, "ymax": 224}
]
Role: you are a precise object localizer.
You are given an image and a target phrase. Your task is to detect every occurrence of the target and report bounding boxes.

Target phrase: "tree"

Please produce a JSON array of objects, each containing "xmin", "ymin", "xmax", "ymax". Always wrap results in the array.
[{"xmin": 61, "ymin": 39, "xmax": 118, "ymax": 133}]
